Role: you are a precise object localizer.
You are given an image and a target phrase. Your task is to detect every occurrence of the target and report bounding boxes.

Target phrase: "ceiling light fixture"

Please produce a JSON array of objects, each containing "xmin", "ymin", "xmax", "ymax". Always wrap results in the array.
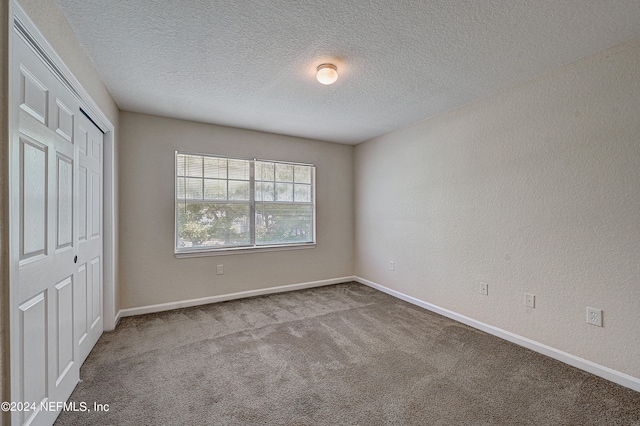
[{"xmin": 316, "ymin": 63, "xmax": 338, "ymax": 85}]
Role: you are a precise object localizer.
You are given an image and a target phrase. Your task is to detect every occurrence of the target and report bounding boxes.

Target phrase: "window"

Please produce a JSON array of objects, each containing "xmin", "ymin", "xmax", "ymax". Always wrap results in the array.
[{"xmin": 175, "ymin": 152, "xmax": 315, "ymax": 255}]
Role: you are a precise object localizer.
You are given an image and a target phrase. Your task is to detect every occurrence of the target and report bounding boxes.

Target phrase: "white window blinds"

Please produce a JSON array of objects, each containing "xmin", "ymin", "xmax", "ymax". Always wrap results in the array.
[{"xmin": 176, "ymin": 152, "xmax": 315, "ymax": 253}]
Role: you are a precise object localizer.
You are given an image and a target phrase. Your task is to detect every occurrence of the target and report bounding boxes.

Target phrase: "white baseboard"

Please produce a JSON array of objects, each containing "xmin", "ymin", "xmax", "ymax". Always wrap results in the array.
[
  {"xmin": 116, "ymin": 276, "xmax": 356, "ymax": 319},
  {"xmin": 113, "ymin": 274, "xmax": 639, "ymax": 392},
  {"xmin": 355, "ymin": 276, "xmax": 640, "ymax": 393},
  {"xmin": 113, "ymin": 310, "xmax": 123, "ymax": 328}
]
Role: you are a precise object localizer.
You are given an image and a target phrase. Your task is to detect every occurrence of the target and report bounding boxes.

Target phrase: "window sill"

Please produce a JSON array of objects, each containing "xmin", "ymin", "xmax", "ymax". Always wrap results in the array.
[{"xmin": 175, "ymin": 243, "xmax": 316, "ymax": 258}]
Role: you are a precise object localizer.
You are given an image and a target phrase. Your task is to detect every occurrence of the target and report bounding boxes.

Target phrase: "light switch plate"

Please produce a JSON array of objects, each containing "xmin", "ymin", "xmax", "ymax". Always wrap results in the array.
[{"xmin": 480, "ymin": 282, "xmax": 488, "ymax": 296}]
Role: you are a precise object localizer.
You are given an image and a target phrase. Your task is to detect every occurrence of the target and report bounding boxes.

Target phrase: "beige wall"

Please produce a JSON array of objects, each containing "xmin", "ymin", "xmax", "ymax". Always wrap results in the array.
[
  {"xmin": 355, "ymin": 39, "xmax": 640, "ymax": 379},
  {"xmin": 118, "ymin": 112, "xmax": 354, "ymax": 309}
]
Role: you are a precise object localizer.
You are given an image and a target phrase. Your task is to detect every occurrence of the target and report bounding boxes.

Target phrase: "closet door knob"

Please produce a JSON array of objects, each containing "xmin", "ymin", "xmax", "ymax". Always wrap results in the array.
[{"xmin": 74, "ymin": 255, "xmax": 78, "ymax": 264}]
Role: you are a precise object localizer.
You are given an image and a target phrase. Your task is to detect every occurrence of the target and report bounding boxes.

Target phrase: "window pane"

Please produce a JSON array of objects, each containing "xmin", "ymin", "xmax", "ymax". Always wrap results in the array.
[
  {"xmin": 204, "ymin": 179, "xmax": 226, "ymax": 200},
  {"xmin": 177, "ymin": 154, "xmax": 315, "ymax": 252},
  {"xmin": 294, "ymin": 184, "xmax": 311, "ymax": 202},
  {"xmin": 275, "ymin": 183, "xmax": 294, "ymax": 201},
  {"xmin": 256, "ymin": 162, "xmax": 274, "ymax": 181},
  {"xmin": 186, "ymin": 178, "xmax": 203, "ymax": 199},
  {"xmin": 177, "ymin": 154, "xmax": 186, "ymax": 176},
  {"xmin": 294, "ymin": 165, "xmax": 311, "ymax": 183},
  {"xmin": 229, "ymin": 180, "xmax": 250, "ymax": 200},
  {"xmin": 229, "ymin": 159, "xmax": 250, "ymax": 180},
  {"xmin": 275, "ymin": 163, "xmax": 293, "ymax": 182},
  {"xmin": 256, "ymin": 203, "xmax": 313, "ymax": 245},
  {"xmin": 204, "ymin": 157, "xmax": 227, "ymax": 179},
  {"xmin": 177, "ymin": 202, "xmax": 250, "ymax": 248},
  {"xmin": 256, "ymin": 182, "xmax": 274, "ymax": 201},
  {"xmin": 185, "ymin": 155, "xmax": 203, "ymax": 177},
  {"xmin": 176, "ymin": 177, "xmax": 186, "ymax": 199}
]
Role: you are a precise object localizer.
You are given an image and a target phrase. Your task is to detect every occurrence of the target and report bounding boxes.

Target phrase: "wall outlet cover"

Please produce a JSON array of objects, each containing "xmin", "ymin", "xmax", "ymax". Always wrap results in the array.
[
  {"xmin": 524, "ymin": 293, "xmax": 535, "ymax": 308},
  {"xmin": 587, "ymin": 307, "xmax": 603, "ymax": 327}
]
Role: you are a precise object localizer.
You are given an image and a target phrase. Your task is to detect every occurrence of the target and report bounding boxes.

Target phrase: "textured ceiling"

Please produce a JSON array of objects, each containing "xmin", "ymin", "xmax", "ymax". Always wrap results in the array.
[{"xmin": 54, "ymin": 0, "xmax": 640, "ymax": 144}]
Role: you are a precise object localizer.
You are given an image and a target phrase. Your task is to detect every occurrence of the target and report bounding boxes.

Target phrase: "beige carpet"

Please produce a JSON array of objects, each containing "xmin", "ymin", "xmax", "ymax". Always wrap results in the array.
[{"xmin": 55, "ymin": 282, "xmax": 640, "ymax": 425}]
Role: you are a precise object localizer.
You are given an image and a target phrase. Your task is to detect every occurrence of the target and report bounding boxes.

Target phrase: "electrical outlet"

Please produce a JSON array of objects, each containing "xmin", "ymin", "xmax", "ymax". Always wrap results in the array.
[
  {"xmin": 480, "ymin": 282, "xmax": 489, "ymax": 296},
  {"xmin": 586, "ymin": 307, "xmax": 602, "ymax": 327},
  {"xmin": 524, "ymin": 293, "xmax": 535, "ymax": 308},
  {"xmin": 389, "ymin": 261, "xmax": 395, "ymax": 271},
  {"xmin": 216, "ymin": 264, "xmax": 224, "ymax": 275}
]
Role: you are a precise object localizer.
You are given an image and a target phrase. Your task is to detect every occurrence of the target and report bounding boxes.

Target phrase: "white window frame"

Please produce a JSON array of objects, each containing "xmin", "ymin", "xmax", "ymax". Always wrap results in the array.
[{"xmin": 175, "ymin": 151, "xmax": 316, "ymax": 257}]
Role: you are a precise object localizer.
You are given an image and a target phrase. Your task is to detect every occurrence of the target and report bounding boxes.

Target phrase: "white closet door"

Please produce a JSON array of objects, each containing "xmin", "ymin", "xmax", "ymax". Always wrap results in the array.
[
  {"xmin": 76, "ymin": 112, "xmax": 104, "ymax": 364},
  {"xmin": 12, "ymin": 29, "xmax": 103, "ymax": 426}
]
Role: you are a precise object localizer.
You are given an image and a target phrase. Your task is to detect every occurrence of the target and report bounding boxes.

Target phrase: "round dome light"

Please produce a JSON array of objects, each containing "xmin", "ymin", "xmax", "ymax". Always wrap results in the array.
[{"xmin": 316, "ymin": 63, "xmax": 338, "ymax": 85}]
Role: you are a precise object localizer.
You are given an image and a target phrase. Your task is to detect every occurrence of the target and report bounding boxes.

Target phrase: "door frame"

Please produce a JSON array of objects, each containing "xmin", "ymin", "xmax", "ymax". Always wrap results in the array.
[
  {"xmin": 7, "ymin": 0, "xmax": 117, "ymax": 412},
  {"xmin": 1, "ymin": 1, "xmax": 11, "ymax": 423}
]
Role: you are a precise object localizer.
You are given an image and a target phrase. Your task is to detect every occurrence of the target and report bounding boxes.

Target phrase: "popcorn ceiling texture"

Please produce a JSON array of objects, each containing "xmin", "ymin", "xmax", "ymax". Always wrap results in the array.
[
  {"xmin": 54, "ymin": 0, "xmax": 640, "ymax": 144},
  {"xmin": 355, "ymin": 39, "xmax": 640, "ymax": 379}
]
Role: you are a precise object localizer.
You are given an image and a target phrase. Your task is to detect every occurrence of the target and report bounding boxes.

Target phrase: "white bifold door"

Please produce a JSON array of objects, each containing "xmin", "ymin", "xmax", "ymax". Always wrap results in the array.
[
  {"xmin": 12, "ymin": 29, "xmax": 104, "ymax": 426},
  {"xmin": 76, "ymin": 107, "xmax": 105, "ymax": 365}
]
